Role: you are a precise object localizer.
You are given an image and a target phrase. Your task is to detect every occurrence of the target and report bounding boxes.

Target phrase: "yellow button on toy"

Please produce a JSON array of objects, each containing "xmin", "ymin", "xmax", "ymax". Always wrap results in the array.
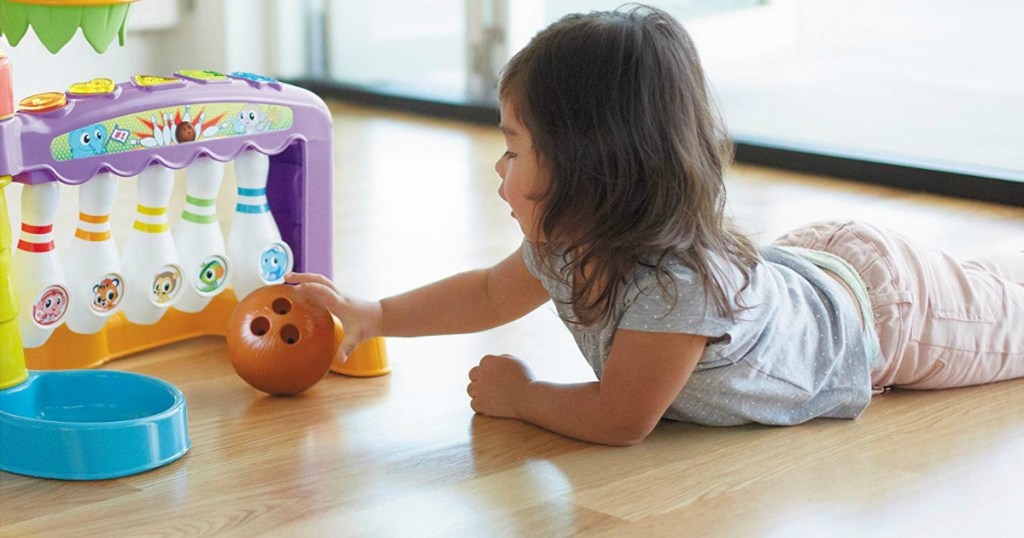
[
  {"xmin": 176, "ymin": 70, "xmax": 228, "ymax": 82},
  {"xmin": 68, "ymin": 78, "xmax": 116, "ymax": 95},
  {"xmin": 133, "ymin": 75, "xmax": 181, "ymax": 87},
  {"xmin": 18, "ymin": 92, "xmax": 67, "ymax": 114}
]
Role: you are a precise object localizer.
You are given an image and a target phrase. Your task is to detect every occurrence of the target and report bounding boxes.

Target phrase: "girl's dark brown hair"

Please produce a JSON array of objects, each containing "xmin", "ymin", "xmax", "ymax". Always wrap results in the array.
[{"xmin": 499, "ymin": 4, "xmax": 758, "ymax": 325}]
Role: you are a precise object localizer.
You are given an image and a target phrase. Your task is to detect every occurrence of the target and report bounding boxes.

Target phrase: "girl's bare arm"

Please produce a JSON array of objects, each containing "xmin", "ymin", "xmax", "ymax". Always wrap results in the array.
[
  {"xmin": 287, "ymin": 244, "xmax": 549, "ymax": 357},
  {"xmin": 380, "ymin": 244, "xmax": 549, "ymax": 337},
  {"xmin": 470, "ymin": 329, "xmax": 706, "ymax": 446}
]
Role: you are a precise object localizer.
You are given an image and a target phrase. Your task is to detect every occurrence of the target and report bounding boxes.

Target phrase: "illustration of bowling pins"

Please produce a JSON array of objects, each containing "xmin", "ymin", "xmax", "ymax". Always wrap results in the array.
[
  {"xmin": 63, "ymin": 172, "xmax": 127, "ymax": 334},
  {"xmin": 173, "ymin": 157, "xmax": 231, "ymax": 313},
  {"xmin": 13, "ymin": 182, "xmax": 70, "ymax": 348},
  {"xmin": 227, "ymin": 150, "xmax": 293, "ymax": 300},
  {"xmin": 121, "ymin": 164, "xmax": 184, "ymax": 325}
]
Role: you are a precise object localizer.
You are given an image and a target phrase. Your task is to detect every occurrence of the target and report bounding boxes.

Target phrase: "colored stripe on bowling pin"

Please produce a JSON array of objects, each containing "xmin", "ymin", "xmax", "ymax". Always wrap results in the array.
[
  {"xmin": 74, "ymin": 213, "xmax": 112, "ymax": 242},
  {"xmin": 182, "ymin": 195, "xmax": 218, "ymax": 224},
  {"xmin": 236, "ymin": 187, "xmax": 270, "ymax": 213},
  {"xmin": 133, "ymin": 204, "xmax": 170, "ymax": 233},
  {"xmin": 17, "ymin": 223, "xmax": 55, "ymax": 252}
]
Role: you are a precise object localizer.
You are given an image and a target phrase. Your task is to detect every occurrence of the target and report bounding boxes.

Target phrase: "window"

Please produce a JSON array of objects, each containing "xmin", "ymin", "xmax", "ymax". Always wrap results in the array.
[{"xmin": 298, "ymin": 0, "xmax": 1024, "ymax": 203}]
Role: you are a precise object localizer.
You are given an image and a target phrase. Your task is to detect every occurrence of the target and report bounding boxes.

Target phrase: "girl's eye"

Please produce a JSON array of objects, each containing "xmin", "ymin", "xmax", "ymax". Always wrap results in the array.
[{"xmin": 503, "ymin": 151, "xmax": 516, "ymax": 160}]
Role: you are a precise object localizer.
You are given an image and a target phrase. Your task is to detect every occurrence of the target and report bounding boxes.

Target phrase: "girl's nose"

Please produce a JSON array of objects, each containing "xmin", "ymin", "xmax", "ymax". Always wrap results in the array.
[{"xmin": 495, "ymin": 159, "xmax": 507, "ymax": 201}]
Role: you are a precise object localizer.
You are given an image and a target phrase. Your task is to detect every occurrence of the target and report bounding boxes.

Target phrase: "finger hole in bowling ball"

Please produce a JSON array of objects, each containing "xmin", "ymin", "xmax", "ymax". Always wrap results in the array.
[
  {"xmin": 272, "ymin": 297, "xmax": 292, "ymax": 315},
  {"xmin": 250, "ymin": 316, "xmax": 270, "ymax": 336},
  {"xmin": 280, "ymin": 324, "xmax": 300, "ymax": 345}
]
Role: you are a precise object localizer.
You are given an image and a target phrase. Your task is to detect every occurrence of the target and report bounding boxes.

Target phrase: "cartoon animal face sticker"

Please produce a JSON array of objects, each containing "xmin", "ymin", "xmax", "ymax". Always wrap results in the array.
[
  {"xmin": 196, "ymin": 255, "xmax": 229, "ymax": 294},
  {"xmin": 32, "ymin": 285, "xmax": 69, "ymax": 327},
  {"xmin": 68, "ymin": 123, "xmax": 108, "ymax": 158},
  {"xmin": 225, "ymin": 105, "xmax": 270, "ymax": 135},
  {"xmin": 151, "ymin": 266, "xmax": 183, "ymax": 305},
  {"xmin": 239, "ymin": 105, "xmax": 264, "ymax": 129},
  {"xmin": 91, "ymin": 274, "xmax": 124, "ymax": 313},
  {"xmin": 259, "ymin": 242, "xmax": 292, "ymax": 284}
]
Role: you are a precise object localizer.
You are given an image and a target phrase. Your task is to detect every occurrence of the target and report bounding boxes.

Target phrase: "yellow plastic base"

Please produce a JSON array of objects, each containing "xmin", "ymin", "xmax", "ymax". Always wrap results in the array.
[
  {"xmin": 24, "ymin": 291, "xmax": 239, "ymax": 370},
  {"xmin": 0, "ymin": 322, "xmax": 25, "ymax": 390},
  {"xmin": 24, "ymin": 289, "xmax": 390, "ymax": 377},
  {"xmin": 331, "ymin": 335, "xmax": 390, "ymax": 377}
]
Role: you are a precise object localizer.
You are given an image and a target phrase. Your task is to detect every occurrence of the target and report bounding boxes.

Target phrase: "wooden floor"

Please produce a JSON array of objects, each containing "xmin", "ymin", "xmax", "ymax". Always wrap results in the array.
[{"xmin": 2, "ymin": 102, "xmax": 1023, "ymax": 537}]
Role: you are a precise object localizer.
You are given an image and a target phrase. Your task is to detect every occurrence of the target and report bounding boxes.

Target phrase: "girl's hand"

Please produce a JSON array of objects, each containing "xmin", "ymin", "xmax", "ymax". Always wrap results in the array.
[
  {"xmin": 467, "ymin": 354, "xmax": 535, "ymax": 419},
  {"xmin": 284, "ymin": 272, "xmax": 383, "ymax": 362}
]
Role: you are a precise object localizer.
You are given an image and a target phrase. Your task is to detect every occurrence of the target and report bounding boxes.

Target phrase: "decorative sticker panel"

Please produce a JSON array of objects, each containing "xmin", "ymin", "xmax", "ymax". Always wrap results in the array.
[{"xmin": 50, "ymin": 102, "xmax": 295, "ymax": 161}]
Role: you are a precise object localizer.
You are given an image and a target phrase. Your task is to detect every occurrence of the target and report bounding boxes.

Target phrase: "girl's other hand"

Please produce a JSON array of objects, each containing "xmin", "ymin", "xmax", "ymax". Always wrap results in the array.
[
  {"xmin": 467, "ymin": 354, "xmax": 535, "ymax": 419},
  {"xmin": 284, "ymin": 272, "xmax": 384, "ymax": 363}
]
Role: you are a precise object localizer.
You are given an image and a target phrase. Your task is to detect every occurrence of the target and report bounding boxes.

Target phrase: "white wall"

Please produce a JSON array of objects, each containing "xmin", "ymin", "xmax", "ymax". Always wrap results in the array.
[
  {"xmin": 325, "ymin": 0, "xmax": 466, "ymax": 91},
  {"xmin": 8, "ymin": 28, "xmax": 164, "ymax": 98},
  {"xmin": 4, "ymin": 0, "xmax": 307, "ymax": 100}
]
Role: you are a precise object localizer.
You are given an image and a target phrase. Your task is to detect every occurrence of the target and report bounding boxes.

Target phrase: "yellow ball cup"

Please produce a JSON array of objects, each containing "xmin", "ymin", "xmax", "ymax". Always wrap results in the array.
[{"xmin": 0, "ymin": 175, "xmax": 27, "ymax": 390}]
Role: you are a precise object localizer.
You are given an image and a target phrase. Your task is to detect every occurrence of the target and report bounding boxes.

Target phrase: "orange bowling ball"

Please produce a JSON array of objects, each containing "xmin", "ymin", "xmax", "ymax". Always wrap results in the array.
[{"xmin": 226, "ymin": 284, "xmax": 343, "ymax": 395}]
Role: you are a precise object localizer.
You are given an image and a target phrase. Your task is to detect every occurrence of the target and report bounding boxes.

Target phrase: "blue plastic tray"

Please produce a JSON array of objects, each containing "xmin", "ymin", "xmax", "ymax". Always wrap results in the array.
[{"xmin": 0, "ymin": 370, "xmax": 190, "ymax": 480}]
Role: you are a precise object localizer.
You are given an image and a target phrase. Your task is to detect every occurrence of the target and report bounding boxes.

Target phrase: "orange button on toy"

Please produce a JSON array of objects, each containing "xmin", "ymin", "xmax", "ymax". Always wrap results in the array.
[
  {"xmin": 18, "ymin": 92, "xmax": 67, "ymax": 114},
  {"xmin": 68, "ymin": 78, "xmax": 116, "ymax": 95}
]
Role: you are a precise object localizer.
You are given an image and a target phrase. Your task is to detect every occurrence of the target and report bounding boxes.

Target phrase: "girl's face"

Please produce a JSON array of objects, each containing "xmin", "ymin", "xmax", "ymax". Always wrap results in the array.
[{"xmin": 496, "ymin": 99, "xmax": 547, "ymax": 242}]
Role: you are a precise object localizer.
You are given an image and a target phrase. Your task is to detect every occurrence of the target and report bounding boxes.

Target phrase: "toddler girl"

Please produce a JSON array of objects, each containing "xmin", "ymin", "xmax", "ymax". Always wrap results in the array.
[{"xmin": 286, "ymin": 5, "xmax": 1024, "ymax": 446}]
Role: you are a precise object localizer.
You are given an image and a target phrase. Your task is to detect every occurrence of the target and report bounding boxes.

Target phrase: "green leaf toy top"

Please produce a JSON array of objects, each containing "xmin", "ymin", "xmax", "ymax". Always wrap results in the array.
[{"xmin": 0, "ymin": 0, "xmax": 137, "ymax": 54}]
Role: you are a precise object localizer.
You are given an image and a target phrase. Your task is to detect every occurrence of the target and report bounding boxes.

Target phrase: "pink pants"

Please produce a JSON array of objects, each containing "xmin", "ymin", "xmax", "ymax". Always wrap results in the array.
[{"xmin": 774, "ymin": 220, "xmax": 1024, "ymax": 390}]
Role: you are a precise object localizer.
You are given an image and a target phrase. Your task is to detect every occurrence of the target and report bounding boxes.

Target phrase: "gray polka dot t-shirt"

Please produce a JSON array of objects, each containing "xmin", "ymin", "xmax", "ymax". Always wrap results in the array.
[{"xmin": 522, "ymin": 242, "xmax": 874, "ymax": 426}]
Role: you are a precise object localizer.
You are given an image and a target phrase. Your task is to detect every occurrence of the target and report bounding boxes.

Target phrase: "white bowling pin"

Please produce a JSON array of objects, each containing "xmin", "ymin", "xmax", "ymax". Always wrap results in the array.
[
  {"xmin": 63, "ymin": 172, "xmax": 127, "ymax": 334},
  {"xmin": 182, "ymin": 106, "xmax": 197, "ymax": 141},
  {"xmin": 197, "ymin": 113, "xmax": 219, "ymax": 139},
  {"xmin": 173, "ymin": 157, "xmax": 231, "ymax": 313},
  {"xmin": 164, "ymin": 113, "xmax": 174, "ymax": 144},
  {"xmin": 151, "ymin": 115, "xmax": 163, "ymax": 147},
  {"xmin": 227, "ymin": 150, "xmax": 293, "ymax": 300},
  {"xmin": 121, "ymin": 165, "xmax": 184, "ymax": 325},
  {"xmin": 13, "ymin": 182, "xmax": 69, "ymax": 348}
]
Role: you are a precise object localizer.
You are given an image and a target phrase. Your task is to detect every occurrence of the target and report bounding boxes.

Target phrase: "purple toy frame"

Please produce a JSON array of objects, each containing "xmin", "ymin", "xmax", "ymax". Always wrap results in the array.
[{"xmin": 0, "ymin": 71, "xmax": 334, "ymax": 279}]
